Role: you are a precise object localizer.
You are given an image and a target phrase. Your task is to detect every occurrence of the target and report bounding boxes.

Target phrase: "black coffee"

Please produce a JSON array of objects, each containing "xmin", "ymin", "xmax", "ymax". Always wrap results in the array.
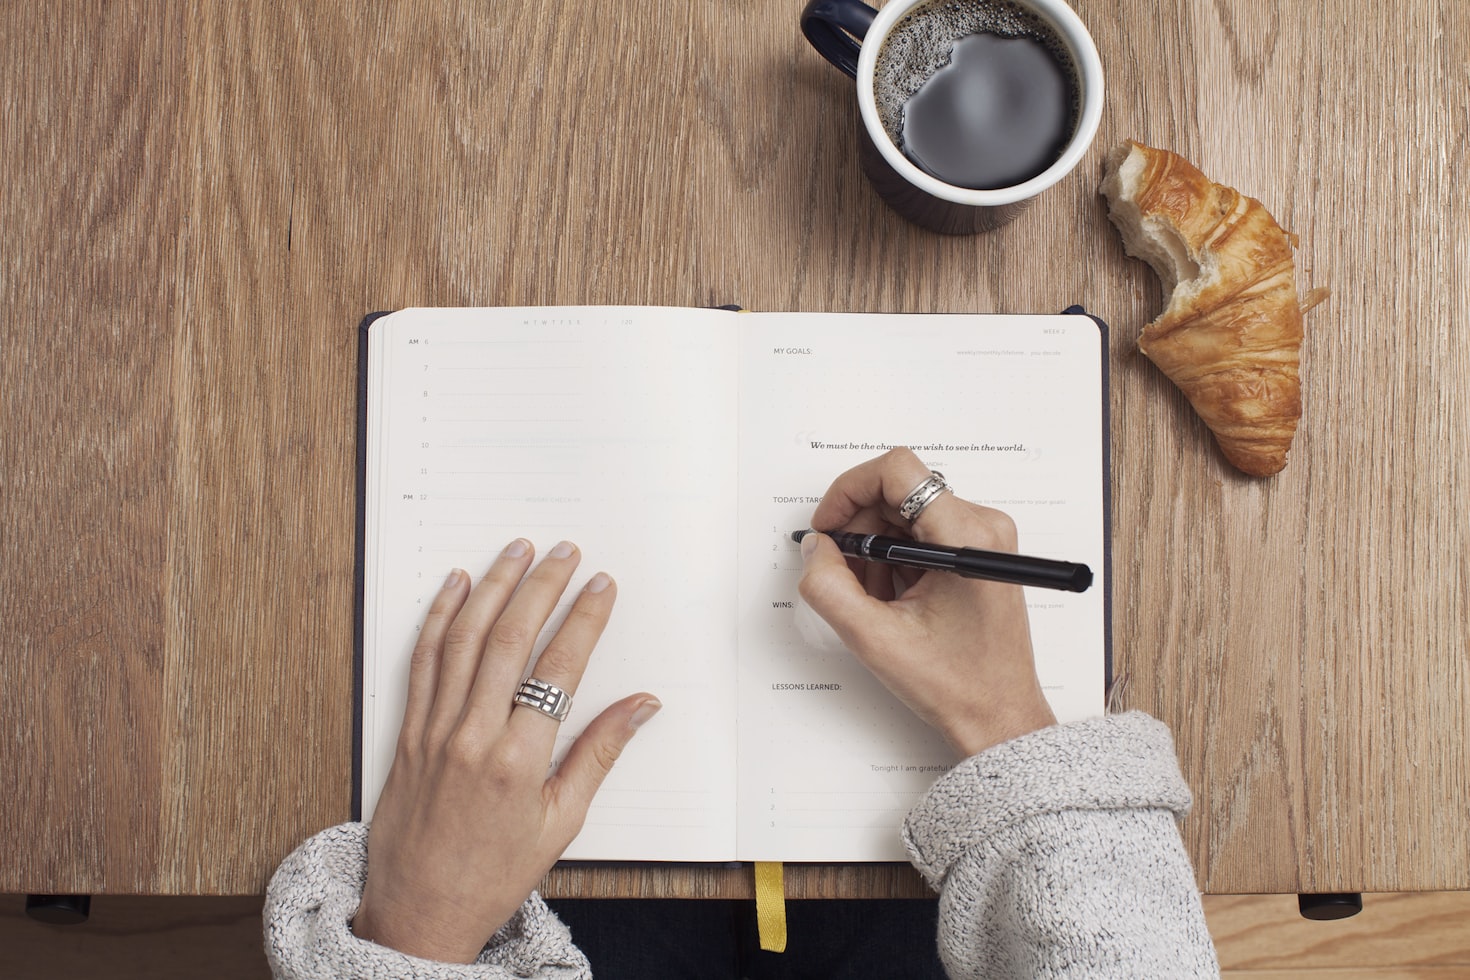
[{"xmin": 873, "ymin": 1, "xmax": 1080, "ymax": 190}]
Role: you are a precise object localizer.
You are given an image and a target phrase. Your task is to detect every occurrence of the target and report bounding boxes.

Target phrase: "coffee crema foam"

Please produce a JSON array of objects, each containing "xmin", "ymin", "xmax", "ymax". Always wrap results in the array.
[{"xmin": 873, "ymin": 0, "xmax": 1081, "ymax": 165}]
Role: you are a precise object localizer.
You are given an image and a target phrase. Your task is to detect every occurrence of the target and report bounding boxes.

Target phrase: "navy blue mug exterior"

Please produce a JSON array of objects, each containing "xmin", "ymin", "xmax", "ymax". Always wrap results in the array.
[
  {"xmin": 800, "ymin": 0, "xmax": 1047, "ymax": 234},
  {"xmin": 799, "ymin": 0, "xmax": 877, "ymax": 79}
]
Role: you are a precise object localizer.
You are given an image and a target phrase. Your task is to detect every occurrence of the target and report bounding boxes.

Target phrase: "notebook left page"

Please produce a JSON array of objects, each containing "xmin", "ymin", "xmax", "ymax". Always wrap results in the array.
[{"xmin": 363, "ymin": 307, "xmax": 740, "ymax": 860}]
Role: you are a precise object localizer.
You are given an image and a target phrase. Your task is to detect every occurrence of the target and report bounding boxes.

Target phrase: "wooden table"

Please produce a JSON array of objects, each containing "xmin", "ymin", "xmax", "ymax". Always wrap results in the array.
[{"xmin": 3, "ymin": 0, "xmax": 1466, "ymax": 899}]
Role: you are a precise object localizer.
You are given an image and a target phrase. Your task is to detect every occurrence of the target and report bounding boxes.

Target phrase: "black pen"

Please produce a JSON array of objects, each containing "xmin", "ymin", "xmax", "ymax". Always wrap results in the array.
[{"xmin": 791, "ymin": 529, "xmax": 1093, "ymax": 593}]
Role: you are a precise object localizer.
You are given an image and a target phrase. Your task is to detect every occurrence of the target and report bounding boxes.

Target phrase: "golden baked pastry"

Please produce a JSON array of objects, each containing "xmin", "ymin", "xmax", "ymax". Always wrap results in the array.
[{"xmin": 1101, "ymin": 139, "xmax": 1319, "ymax": 477}]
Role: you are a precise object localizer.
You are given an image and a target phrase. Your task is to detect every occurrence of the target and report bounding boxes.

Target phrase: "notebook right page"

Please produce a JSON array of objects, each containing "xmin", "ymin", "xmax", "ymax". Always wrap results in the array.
[{"xmin": 733, "ymin": 312, "xmax": 1107, "ymax": 861}]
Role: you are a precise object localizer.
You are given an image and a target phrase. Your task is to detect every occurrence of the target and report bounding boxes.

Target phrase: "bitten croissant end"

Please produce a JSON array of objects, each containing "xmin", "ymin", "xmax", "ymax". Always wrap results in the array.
[{"xmin": 1101, "ymin": 140, "xmax": 1312, "ymax": 477}]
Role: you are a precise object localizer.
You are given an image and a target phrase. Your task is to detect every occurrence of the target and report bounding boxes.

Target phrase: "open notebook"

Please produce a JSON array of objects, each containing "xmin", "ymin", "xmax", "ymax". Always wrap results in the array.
[{"xmin": 355, "ymin": 306, "xmax": 1110, "ymax": 862}]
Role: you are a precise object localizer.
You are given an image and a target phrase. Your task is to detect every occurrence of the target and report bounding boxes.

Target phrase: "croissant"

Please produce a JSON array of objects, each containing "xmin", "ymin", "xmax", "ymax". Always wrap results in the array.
[{"xmin": 1101, "ymin": 140, "xmax": 1313, "ymax": 477}]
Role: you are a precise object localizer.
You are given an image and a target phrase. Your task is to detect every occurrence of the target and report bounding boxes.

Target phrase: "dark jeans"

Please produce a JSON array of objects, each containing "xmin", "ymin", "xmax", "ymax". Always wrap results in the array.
[{"xmin": 546, "ymin": 899, "xmax": 947, "ymax": 979}]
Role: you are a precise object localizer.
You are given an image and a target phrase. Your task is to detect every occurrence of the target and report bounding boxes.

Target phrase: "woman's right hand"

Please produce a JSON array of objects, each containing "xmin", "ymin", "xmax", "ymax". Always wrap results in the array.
[{"xmin": 798, "ymin": 448, "xmax": 1057, "ymax": 757}]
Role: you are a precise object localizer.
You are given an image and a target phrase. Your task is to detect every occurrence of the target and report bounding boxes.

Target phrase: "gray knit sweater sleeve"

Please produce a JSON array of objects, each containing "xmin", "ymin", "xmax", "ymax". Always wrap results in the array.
[
  {"xmin": 263, "ymin": 823, "xmax": 590, "ymax": 979},
  {"xmin": 902, "ymin": 711, "xmax": 1220, "ymax": 978}
]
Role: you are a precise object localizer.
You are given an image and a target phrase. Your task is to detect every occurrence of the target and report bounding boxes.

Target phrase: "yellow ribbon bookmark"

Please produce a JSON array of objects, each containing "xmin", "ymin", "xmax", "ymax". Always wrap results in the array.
[{"xmin": 754, "ymin": 861, "xmax": 788, "ymax": 952}]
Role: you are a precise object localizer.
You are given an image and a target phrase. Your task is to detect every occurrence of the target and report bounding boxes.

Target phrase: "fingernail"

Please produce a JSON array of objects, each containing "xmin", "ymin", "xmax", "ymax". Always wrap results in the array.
[
  {"xmin": 585, "ymin": 571, "xmax": 613, "ymax": 593},
  {"xmin": 549, "ymin": 540, "xmax": 575, "ymax": 559},
  {"xmin": 444, "ymin": 568, "xmax": 463, "ymax": 588},
  {"xmin": 628, "ymin": 697, "xmax": 662, "ymax": 730},
  {"xmin": 503, "ymin": 538, "xmax": 530, "ymax": 558},
  {"xmin": 800, "ymin": 532, "xmax": 819, "ymax": 561}
]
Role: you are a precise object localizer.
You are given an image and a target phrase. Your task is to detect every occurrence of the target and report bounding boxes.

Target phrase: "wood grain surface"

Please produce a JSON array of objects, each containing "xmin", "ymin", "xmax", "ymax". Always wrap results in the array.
[
  {"xmin": 1203, "ymin": 892, "xmax": 1470, "ymax": 975},
  {"xmin": 1, "ymin": 0, "xmax": 1466, "ymax": 896}
]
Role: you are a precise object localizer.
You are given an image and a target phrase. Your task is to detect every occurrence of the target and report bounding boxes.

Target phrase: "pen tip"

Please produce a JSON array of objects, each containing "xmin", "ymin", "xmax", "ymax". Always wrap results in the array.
[{"xmin": 790, "ymin": 529, "xmax": 811, "ymax": 543}]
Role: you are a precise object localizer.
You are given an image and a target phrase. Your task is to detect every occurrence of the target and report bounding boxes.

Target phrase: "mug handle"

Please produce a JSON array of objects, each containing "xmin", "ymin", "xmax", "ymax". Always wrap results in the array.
[{"xmin": 800, "ymin": 0, "xmax": 878, "ymax": 79}]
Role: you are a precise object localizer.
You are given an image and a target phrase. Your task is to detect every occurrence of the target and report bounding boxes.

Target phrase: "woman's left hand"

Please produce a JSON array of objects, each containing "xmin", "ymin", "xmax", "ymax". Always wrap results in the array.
[{"xmin": 352, "ymin": 538, "xmax": 661, "ymax": 963}]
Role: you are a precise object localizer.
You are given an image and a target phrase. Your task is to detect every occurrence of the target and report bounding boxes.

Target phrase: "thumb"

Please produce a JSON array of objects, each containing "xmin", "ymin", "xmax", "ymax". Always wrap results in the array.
[
  {"xmin": 549, "ymin": 693, "xmax": 661, "ymax": 829},
  {"xmin": 797, "ymin": 532, "xmax": 887, "ymax": 649}
]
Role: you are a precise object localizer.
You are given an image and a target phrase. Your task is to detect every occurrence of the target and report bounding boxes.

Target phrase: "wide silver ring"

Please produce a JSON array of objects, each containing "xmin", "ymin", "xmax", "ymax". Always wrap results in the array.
[
  {"xmin": 898, "ymin": 471, "xmax": 951, "ymax": 522},
  {"xmin": 512, "ymin": 678, "xmax": 572, "ymax": 723}
]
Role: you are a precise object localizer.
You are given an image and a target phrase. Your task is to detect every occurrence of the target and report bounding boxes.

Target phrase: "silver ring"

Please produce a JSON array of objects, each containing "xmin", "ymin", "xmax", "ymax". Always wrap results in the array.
[
  {"xmin": 898, "ymin": 471, "xmax": 951, "ymax": 522},
  {"xmin": 513, "ymin": 678, "xmax": 572, "ymax": 723}
]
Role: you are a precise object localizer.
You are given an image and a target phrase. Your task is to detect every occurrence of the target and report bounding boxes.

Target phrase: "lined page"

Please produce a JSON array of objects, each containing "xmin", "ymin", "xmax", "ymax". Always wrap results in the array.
[
  {"xmin": 363, "ymin": 307, "xmax": 740, "ymax": 860},
  {"xmin": 734, "ymin": 313, "xmax": 1106, "ymax": 861}
]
